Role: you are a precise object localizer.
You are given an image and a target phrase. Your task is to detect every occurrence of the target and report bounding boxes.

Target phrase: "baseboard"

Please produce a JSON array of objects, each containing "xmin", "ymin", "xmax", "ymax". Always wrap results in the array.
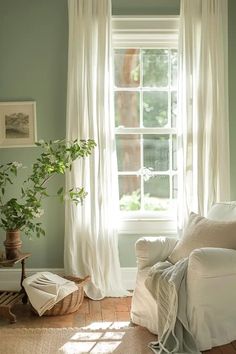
[
  {"xmin": 0, "ymin": 267, "xmax": 137, "ymax": 291},
  {"xmin": 121, "ymin": 267, "xmax": 137, "ymax": 290}
]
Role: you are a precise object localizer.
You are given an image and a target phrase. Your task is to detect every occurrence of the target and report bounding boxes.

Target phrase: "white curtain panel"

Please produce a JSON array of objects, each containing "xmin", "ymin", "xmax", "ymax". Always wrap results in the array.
[
  {"xmin": 177, "ymin": 0, "xmax": 230, "ymax": 230},
  {"xmin": 65, "ymin": 0, "xmax": 129, "ymax": 299}
]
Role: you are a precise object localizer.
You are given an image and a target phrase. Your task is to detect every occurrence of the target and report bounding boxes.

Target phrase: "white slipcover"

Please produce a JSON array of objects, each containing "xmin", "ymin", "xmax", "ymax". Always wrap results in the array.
[{"xmin": 131, "ymin": 203, "xmax": 236, "ymax": 351}]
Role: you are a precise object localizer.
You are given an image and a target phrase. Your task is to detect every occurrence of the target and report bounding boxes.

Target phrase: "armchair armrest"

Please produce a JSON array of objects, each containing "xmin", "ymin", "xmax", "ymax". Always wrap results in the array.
[
  {"xmin": 188, "ymin": 247, "xmax": 236, "ymax": 276},
  {"xmin": 135, "ymin": 236, "xmax": 178, "ymax": 270},
  {"xmin": 187, "ymin": 247, "xmax": 236, "ymax": 350}
]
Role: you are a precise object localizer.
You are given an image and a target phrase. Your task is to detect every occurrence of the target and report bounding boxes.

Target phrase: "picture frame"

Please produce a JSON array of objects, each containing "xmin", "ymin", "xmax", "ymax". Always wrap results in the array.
[{"xmin": 0, "ymin": 101, "xmax": 37, "ymax": 148}]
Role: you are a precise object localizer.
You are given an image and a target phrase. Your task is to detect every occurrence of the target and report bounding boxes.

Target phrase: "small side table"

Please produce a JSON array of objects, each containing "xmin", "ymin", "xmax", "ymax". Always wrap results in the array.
[{"xmin": 0, "ymin": 253, "xmax": 31, "ymax": 323}]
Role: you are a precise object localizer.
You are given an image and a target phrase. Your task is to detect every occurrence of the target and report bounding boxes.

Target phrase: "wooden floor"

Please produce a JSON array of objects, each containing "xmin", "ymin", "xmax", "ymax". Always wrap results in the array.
[{"xmin": 0, "ymin": 296, "xmax": 235, "ymax": 353}]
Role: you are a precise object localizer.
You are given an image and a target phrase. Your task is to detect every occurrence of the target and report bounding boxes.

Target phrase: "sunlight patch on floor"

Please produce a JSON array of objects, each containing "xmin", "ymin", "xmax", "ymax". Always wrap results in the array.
[
  {"xmin": 90, "ymin": 341, "xmax": 121, "ymax": 353},
  {"xmin": 60, "ymin": 341, "xmax": 96, "ymax": 353},
  {"xmin": 59, "ymin": 321, "xmax": 130, "ymax": 353},
  {"xmin": 71, "ymin": 332, "xmax": 103, "ymax": 341}
]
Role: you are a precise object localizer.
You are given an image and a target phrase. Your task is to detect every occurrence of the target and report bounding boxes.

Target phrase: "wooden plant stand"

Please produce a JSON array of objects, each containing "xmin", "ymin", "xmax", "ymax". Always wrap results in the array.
[{"xmin": 0, "ymin": 253, "xmax": 31, "ymax": 323}]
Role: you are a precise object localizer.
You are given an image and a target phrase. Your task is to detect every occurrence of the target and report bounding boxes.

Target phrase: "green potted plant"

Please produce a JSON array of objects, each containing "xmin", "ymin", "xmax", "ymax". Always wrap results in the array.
[{"xmin": 0, "ymin": 138, "xmax": 96, "ymax": 260}]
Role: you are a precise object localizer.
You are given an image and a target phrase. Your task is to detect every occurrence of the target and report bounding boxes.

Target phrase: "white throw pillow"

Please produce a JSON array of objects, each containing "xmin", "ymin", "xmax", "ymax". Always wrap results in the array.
[
  {"xmin": 207, "ymin": 202, "xmax": 236, "ymax": 221},
  {"xmin": 168, "ymin": 212, "xmax": 236, "ymax": 264}
]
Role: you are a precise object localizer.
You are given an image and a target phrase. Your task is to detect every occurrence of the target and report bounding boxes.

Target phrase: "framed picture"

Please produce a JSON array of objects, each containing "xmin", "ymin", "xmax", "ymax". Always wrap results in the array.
[{"xmin": 0, "ymin": 101, "xmax": 37, "ymax": 148}]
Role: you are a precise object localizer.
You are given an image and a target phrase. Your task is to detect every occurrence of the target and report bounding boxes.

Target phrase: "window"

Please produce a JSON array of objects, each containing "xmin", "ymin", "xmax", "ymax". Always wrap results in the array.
[{"xmin": 112, "ymin": 17, "xmax": 179, "ymax": 233}]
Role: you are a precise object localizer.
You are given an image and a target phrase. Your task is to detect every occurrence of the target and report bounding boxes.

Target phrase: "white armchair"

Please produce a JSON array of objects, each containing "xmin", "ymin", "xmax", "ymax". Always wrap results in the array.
[{"xmin": 131, "ymin": 203, "xmax": 236, "ymax": 351}]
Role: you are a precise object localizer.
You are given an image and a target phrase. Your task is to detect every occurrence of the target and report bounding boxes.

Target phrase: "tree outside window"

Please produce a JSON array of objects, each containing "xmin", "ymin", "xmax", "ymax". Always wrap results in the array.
[{"xmin": 114, "ymin": 48, "xmax": 178, "ymax": 216}]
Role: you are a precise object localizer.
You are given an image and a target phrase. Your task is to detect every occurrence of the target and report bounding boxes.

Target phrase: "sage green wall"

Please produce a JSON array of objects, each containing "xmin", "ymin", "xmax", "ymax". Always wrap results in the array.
[
  {"xmin": 0, "ymin": 0, "xmax": 68, "ymax": 268},
  {"xmin": 112, "ymin": 0, "xmax": 180, "ymax": 15},
  {"xmin": 0, "ymin": 0, "xmax": 235, "ymax": 269}
]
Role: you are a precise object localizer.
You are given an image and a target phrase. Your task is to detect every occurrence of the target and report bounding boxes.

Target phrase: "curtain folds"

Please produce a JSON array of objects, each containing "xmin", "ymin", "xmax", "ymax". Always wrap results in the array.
[
  {"xmin": 177, "ymin": 0, "xmax": 230, "ymax": 230},
  {"xmin": 64, "ymin": 0, "xmax": 129, "ymax": 299}
]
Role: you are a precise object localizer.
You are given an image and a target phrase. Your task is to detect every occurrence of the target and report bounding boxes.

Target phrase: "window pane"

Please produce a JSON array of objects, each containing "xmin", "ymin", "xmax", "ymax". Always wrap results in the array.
[
  {"xmin": 116, "ymin": 134, "xmax": 141, "ymax": 171},
  {"xmin": 144, "ymin": 134, "xmax": 169, "ymax": 171},
  {"xmin": 115, "ymin": 91, "xmax": 140, "ymax": 127},
  {"xmin": 144, "ymin": 175, "xmax": 170, "ymax": 211},
  {"xmin": 114, "ymin": 45, "xmax": 178, "ymax": 216},
  {"xmin": 114, "ymin": 49, "xmax": 140, "ymax": 87},
  {"xmin": 171, "ymin": 91, "xmax": 177, "ymax": 128},
  {"xmin": 171, "ymin": 49, "xmax": 178, "ymax": 87},
  {"xmin": 142, "ymin": 49, "xmax": 168, "ymax": 87},
  {"xmin": 143, "ymin": 91, "xmax": 168, "ymax": 127},
  {"xmin": 119, "ymin": 175, "xmax": 141, "ymax": 211},
  {"xmin": 172, "ymin": 135, "xmax": 177, "ymax": 171}
]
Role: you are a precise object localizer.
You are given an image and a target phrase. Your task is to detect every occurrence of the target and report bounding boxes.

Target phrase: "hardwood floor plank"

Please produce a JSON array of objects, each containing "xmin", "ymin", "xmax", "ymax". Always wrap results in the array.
[
  {"xmin": 219, "ymin": 344, "xmax": 236, "ymax": 353},
  {"xmin": 101, "ymin": 308, "xmax": 116, "ymax": 322},
  {"xmin": 78, "ymin": 297, "xmax": 89, "ymax": 314},
  {"xmin": 203, "ymin": 344, "xmax": 236, "ymax": 354},
  {"xmin": 89, "ymin": 299, "xmax": 101, "ymax": 314},
  {"xmin": 126, "ymin": 296, "xmax": 132, "ymax": 308},
  {"xmin": 115, "ymin": 311, "xmax": 131, "ymax": 321},
  {"xmin": 41, "ymin": 313, "xmax": 74, "ymax": 328},
  {"xmin": 85, "ymin": 309, "xmax": 102, "ymax": 324},
  {"xmin": 113, "ymin": 297, "xmax": 129, "ymax": 312},
  {"xmin": 73, "ymin": 312, "xmax": 86, "ymax": 328},
  {"xmin": 203, "ymin": 347, "xmax": 222, "ymax": 354},
  {"xmin": 85, "ymin": 313, "xmax": 95, "ymax": 326},
  {"xmin": 100, "ymin": 297, "xmax": 115, "ymax": 310}
]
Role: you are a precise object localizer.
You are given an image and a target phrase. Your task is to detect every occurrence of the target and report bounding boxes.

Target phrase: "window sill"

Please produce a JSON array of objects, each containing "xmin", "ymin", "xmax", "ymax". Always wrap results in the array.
[{"xmin": 118, "ymin": 217, "xmax": 177, "ymax": 235}]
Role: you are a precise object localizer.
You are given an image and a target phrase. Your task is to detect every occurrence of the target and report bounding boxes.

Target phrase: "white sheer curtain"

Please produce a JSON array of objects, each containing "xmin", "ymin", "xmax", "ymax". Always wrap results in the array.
[
  {"xmin": 64, "ymin": 0, "xmax": 129, "ymax": 299},
  {"xmin": 177, "ymin": 0, "xmax": 230, "ymax": 230}
]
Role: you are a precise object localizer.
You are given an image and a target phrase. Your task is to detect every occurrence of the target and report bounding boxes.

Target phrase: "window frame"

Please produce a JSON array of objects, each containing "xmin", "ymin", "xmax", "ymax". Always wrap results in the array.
[{"xmin": 112, "ymin": 16, "xmax": 179, "ymax": 234}]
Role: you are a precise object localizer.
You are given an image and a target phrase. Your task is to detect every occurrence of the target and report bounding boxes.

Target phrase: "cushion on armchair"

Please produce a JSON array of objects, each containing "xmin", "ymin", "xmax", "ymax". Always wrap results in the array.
[
  {"xmin": 207, "ymin": 201, "xmax": 236, "ymax": 220},
  {"xmin": 168, "ymin": 212, "xmax": 236, "ymax": 264}
]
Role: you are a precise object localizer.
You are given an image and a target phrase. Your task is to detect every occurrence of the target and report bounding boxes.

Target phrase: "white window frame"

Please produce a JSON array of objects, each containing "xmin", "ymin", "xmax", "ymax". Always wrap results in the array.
[{"xmin": 112, "ymin": 16, "xmax": 179, "ymax": 235}]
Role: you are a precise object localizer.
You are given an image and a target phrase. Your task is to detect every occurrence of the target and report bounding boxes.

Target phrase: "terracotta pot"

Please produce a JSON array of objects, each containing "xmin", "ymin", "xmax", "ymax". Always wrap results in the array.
[{"xmin": 4, "ymin": 230, "xmax": 22, "ymax": 260}]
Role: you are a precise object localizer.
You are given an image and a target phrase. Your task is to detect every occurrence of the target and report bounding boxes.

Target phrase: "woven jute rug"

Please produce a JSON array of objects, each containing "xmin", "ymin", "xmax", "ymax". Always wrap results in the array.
[{"xmin": 0, "ymin": 323, "xmax": 157, "ymax": 354}]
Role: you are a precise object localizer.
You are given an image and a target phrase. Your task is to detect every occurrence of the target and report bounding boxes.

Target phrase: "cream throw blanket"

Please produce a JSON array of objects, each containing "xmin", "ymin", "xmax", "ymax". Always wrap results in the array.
[
  {"xmin": 23, "ymin": 272, "xmax": 78, "ymax": 316},
  {"xmin": 145, "ymin": 259, "xmax": 201, "ymax": 354}
]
